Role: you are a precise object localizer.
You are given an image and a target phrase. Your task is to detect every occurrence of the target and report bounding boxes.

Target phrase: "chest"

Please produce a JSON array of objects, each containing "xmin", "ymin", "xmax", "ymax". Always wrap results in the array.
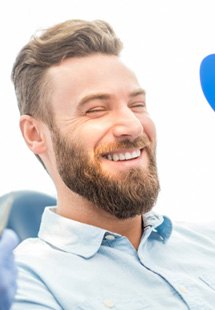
[{"xmin": 41, "ymin": 245, "xmax": 215, "ymax": 310}]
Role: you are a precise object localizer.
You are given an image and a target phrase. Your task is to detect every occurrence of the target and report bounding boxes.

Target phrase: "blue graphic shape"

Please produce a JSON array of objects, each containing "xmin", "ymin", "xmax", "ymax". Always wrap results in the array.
[{"xmin": 200, "ymin": 54, "xmax": 215, "ymax": 111}]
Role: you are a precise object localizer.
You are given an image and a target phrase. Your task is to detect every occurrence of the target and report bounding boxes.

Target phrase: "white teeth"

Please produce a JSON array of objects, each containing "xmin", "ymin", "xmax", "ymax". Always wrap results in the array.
[
  {"xmin": 133, "ymin": 149, "xmax": 141, "ymax": 157},
  {"xmin": 125, "ymin": 152, "xmax": 132, "ymax": 160},
  {"xmin": 113, "ymin": 154, "xmax": 119, "ymax": 161},
  {"xmin": 107, "ymin": 154, "xmax": 112, "ymax": 161},
  {"xmin": 119, "ymin": 153, "xmax": 126, "ymax": 160},
  {"xmin": 106, "ymin": 149, "xmax": 141, "ymax": 161}
]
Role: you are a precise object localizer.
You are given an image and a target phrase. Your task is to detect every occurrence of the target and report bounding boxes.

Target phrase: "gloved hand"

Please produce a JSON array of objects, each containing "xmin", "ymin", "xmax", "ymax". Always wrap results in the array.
[{"xmin": 0, "ymin": 229, "xmax": 19, "ymax": 310}]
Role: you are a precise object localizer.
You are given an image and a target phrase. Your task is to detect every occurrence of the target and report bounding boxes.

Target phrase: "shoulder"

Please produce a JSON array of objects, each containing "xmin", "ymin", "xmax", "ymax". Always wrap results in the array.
[
  {"xmin": 173, "ymin": 220, "xmax": 215, "ymax": 236},
  {"xmin": 14, "ymin": 237, "xmax": 83, "ymax": 277},
  {"xmin": 170, "ymin": 220, "xmax": 215, "ymax": 248},
  {"xmin": 15, "ymin": 237, "xmax": 49, "ymax": 259},
  {"xmin": 14, "ymin": 237, "xmax": 60, "ymax": 275}
]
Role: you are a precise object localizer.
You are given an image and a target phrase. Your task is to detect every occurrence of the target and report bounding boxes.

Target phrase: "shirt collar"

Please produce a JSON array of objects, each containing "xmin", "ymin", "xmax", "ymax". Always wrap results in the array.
[
  {"xmin": 38, "ymin": 207, "xmax": 172, "ymax": 258},
  {"xmin": 38, "ymin": 207, "xmax": 106, "ymax": 258},
  {"xmin": 143, "ymin": 212, "xmax": 173, "ymax": 242}
]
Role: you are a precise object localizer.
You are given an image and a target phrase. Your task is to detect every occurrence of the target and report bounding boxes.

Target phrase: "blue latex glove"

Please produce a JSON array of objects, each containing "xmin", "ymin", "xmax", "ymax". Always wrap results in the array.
[{"xmin": 0, "ymin": 229, "xmax": 19, "ymax": 310}]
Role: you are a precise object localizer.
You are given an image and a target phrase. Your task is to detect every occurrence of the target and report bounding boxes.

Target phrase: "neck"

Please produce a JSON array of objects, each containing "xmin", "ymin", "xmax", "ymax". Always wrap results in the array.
[{"xmin": 56, "ymin": 189, "xmax": 143, "ymax": 250}]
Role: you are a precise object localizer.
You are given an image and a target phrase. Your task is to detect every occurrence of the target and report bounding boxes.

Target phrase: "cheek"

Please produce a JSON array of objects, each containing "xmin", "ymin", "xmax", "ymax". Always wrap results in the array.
[
  {"xmin": 73, "ymin": 119, "xmax": 110, "ymax": 140},
  {"xmin": 74, "ymin": 119, "xmax": 111, "ymax": 146}
]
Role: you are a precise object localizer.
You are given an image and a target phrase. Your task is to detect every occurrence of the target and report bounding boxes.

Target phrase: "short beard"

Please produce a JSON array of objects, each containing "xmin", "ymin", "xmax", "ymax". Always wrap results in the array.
[{"xmin": 51, "ymin": 129, "xmax": 160, "ymax": 219}]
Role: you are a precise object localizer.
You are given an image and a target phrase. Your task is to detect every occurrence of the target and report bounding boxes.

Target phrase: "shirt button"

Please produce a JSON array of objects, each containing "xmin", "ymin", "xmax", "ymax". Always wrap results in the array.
[
  {"xmin": 178, "ymin": 285, "xmax": 188, "ymax": 294},
  {"xmin": 105, "ymin": 234, "xmax": 115, "ymax": 241},
  {"xmin": 103, "ymin": 298, "xmax": 114, "ymax": 308}
]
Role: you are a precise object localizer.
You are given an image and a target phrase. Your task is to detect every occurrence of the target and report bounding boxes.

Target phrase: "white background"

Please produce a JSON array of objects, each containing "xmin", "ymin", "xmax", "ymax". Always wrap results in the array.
[{"xmin": 0, "ymin": 0, "xmax": 214, "ymax": 222}]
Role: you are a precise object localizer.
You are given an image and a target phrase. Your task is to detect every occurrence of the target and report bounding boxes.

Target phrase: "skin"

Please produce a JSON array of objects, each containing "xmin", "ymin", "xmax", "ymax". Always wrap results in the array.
[{"xmin": 20, "ymin": 54, "xmax": 157, "ymax": 249}]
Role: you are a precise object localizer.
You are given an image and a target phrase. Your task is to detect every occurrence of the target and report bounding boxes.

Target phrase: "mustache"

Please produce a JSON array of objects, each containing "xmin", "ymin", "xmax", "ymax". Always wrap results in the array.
[{"xmin": 95, "ymin": 135, "xmax": 151, "ymax": 157}]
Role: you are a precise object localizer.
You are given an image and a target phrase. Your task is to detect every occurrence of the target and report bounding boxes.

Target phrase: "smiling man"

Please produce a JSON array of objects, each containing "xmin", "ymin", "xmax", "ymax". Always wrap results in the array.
[{"xmin": 11, "ymin": 20, "xmax": 215, "ymax": 309}]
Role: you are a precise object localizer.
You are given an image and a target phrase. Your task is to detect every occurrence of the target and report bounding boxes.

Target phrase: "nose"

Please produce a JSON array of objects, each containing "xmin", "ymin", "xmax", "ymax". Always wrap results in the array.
[{"xmin": 111, "ymin": 107, "xmax": 143, "ymax": 140}]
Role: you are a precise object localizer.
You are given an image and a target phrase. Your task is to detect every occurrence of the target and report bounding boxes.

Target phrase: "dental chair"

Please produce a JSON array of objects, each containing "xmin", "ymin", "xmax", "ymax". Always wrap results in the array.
[{"xmin": 0, "ymin": 190, "xmax": 56, "ymax": 242}]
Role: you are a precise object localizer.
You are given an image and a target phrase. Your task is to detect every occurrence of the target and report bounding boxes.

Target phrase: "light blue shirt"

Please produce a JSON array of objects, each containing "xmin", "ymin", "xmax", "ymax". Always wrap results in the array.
[{"xmin": 12, "ymin": 207, "xmax": 215, "ymax": 309}]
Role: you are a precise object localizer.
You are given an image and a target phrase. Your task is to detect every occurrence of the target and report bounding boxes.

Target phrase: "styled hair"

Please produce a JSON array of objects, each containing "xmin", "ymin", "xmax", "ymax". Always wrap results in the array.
[{"xmin": 11, "ymin": 19, "xmax": 123, "ymax": 125}]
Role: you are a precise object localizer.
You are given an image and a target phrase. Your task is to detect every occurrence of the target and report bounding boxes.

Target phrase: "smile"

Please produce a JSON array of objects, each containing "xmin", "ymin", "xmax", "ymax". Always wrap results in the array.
[{"xmin": 104, "ymin": 149, "xmax": 141, "ymax": 161}]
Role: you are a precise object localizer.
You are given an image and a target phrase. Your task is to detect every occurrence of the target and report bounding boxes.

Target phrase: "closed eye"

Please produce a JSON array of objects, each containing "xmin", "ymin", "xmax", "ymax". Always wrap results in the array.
[
  {"xmin": 85, "ymin": 107, "xmax": 107, "ymax": 118},
  {"xmin": 132, "ymin": 103, "xmax": 145, "ymax": 107},
  {"xmin": 86, "ymin": 107, "xmax": 106, "ymax": 113},
  {"xmin": 130, "ymin": 102, "xmax": 146, "ymax": 111}
]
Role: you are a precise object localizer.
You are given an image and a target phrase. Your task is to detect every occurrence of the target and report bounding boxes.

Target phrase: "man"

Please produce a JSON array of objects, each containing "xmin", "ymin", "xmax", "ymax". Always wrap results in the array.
[
  {"xmin": 0, "ymin": 229, "xmax": 18, "ymax": 310},
  {"xmin": 11, "ymin": 19, "xmax": 215, "ymax": 309}
]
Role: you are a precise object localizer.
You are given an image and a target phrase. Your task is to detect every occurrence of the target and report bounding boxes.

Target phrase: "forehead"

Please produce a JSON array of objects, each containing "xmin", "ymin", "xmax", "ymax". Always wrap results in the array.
[{"xmin": 47, "ymin": 54, "xmax": 143, "ymax": 110}]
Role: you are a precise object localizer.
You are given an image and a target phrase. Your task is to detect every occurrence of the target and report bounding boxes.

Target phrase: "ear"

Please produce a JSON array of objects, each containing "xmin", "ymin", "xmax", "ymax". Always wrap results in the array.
[{"xmin": 19, "ymin": 115, "xmax": 47, "ymax": 155}]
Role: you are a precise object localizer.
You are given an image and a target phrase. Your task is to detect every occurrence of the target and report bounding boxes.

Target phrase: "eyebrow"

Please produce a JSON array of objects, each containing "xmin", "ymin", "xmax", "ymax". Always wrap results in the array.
[
  {"xmin": 129, "ymin": 88, "xmax": 146, "ymax": 98},
  {"xmin": 78, "ymin": 88, "xmax": 146, "ymax": 107}
]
